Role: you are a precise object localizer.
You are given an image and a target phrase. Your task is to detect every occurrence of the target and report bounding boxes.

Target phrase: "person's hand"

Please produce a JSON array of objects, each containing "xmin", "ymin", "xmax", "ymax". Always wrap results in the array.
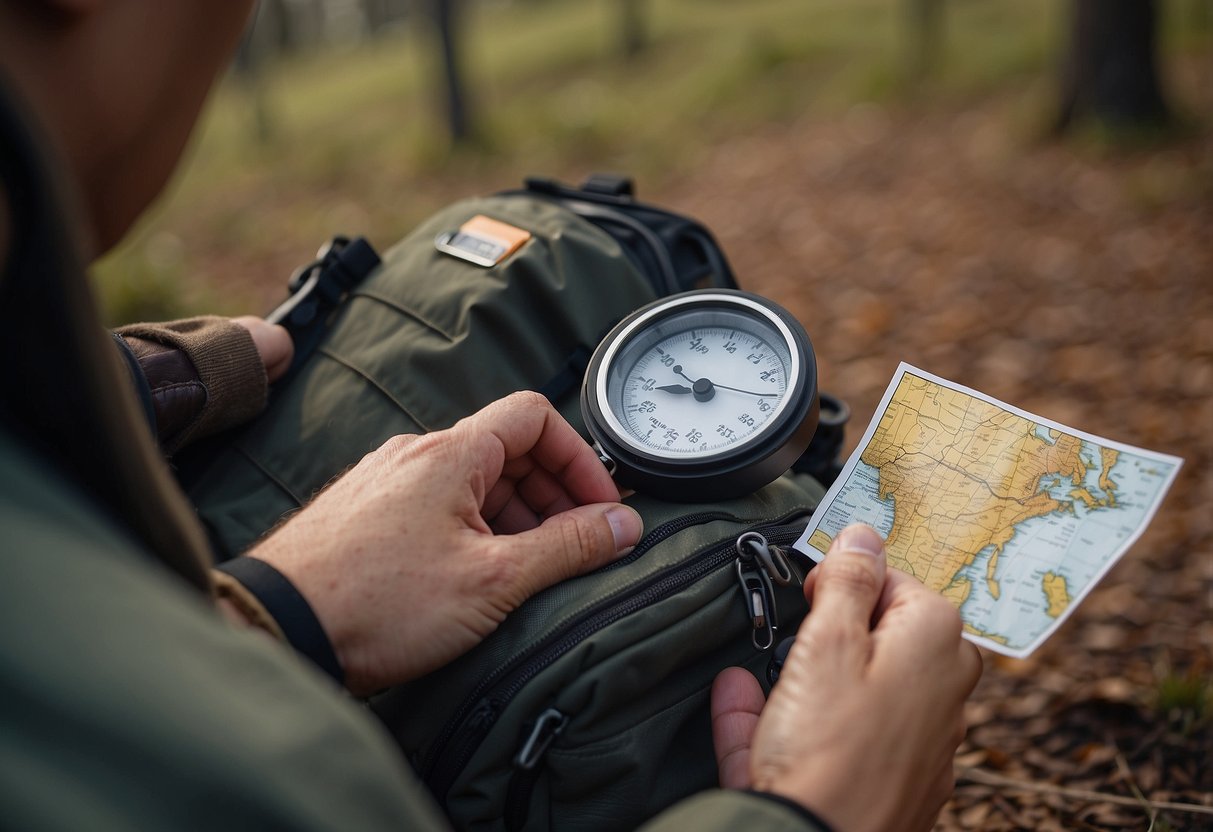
[
  {"xmin": 711, "ymin": 524, "xmax": 982, "ymax": 832},
  {"xmin": 232, "ymin": 315, "xmax": 293, "ymax": 382},
  {"xmin": 250, "ymin": 391, "xmax": 643, "ymax": 695}
]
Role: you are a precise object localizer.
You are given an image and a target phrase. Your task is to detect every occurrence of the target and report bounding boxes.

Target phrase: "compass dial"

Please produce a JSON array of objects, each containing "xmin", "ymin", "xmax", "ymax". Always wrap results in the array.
[
  {"xmin": 607, "ymin": 315, "xmax": 793, "ymax": 457},
  {"xmin": 582, "ymin": 290, "xmax": 818, "ymax": 501}
]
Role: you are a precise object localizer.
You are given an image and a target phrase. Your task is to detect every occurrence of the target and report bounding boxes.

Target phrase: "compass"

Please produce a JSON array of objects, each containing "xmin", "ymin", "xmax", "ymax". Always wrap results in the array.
[{"xmin": 580, "ymin": 290, "xmax": 819, "ymax": 501}]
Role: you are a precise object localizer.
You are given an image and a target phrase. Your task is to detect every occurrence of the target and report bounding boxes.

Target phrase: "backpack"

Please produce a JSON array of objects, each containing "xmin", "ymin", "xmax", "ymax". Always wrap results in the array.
[{"xmin": 178, "ymin": 176, "xmax": 842, "ymax": 831}]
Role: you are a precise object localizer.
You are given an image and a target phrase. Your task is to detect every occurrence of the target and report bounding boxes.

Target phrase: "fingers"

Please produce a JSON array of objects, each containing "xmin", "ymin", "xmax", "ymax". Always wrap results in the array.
[
  {"xmin": 711, "ymin": 667, "xmax": 766, "ymax": 789},
  {"xmin": 958, "ymin": 640, "xmax": 984, "ymax": 695},
  {"xmin": 494, "ymin": 503, "xmax": 643, "ymax": 602},
  {"xmin": 460, "ymin": 392, "xmax": 620, "ymax": 509},
  {"xmin": 795, "ymin": 524, "xmax": 888, "ymax": 679},
  {"xmin": 484, "ymin": 457, "xmax": 580, "ymax": 533},
  {"xmin": 233, "ymin": 315, "xmax": 294, "ymax": 382}
]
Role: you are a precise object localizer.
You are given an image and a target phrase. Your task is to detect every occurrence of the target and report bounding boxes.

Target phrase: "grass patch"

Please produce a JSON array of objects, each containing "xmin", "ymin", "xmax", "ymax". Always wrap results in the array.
[{"xmin": 1153, "ymin": 665, "xmax": 1213, "ymax": 737}]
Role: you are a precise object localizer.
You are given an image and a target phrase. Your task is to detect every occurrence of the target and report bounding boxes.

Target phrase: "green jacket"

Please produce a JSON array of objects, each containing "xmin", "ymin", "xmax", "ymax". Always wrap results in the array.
[{"xmin": 0, "ymin": 76, "xmax": 822, "ymax": 832}]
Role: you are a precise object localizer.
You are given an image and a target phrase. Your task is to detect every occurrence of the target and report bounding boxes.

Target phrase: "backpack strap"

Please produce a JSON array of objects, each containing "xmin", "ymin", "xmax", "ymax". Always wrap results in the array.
[{"xmin": 266, "ymin": 235, "xmax": 382, "ymax": 384}]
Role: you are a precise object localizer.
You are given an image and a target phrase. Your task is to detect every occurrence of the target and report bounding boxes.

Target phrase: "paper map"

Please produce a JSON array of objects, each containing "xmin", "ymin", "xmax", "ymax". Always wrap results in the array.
[{"xmin": 792, "ymin": 363, "xmax": 1182, "ymax": 658}]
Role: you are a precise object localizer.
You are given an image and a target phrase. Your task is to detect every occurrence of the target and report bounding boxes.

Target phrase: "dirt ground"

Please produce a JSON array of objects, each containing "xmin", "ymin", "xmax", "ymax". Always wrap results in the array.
[{"xmin": 662, "ymin": 97, "xmax": 1213, "ymax": 830}]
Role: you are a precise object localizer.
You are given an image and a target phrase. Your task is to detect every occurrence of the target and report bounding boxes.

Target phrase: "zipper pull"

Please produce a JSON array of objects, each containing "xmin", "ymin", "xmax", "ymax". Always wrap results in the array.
[
  {"xmin": 514, "ymin": 708, "xmax": 568, "ymax": 771},
  {"xmin": 735, "ymin": 532, "xmax": 780, "ymax": 651},
  {"xmin": 736, "ymin": 531, "xmax": 800, "ymax": 587}
]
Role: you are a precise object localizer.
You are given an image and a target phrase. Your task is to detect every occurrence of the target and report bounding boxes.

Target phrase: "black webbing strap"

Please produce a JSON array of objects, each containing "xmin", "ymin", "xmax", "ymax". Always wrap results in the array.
[
  {"xmin": 215, "ymin": 556, "xmax": 344, "ymax": 685},
  {"xmin": 266, "ymin": 236, "xmax": 382, "ymax": 385}
]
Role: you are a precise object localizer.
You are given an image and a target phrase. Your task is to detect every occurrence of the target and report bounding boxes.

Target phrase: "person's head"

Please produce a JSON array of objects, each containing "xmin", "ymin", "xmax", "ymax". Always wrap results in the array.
[{"xmin": 0, "ymin": 0, "xmax": 255, "ymax": 256}]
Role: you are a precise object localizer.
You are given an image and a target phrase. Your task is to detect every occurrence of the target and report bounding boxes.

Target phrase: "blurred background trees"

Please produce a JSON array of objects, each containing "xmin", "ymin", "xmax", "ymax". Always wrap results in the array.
[
  {"xmin": 225, "ymin": 0, "xmax": 1196, "ymax": 151},
  {"xmin": 96, "ymin": 0, "xmax": 1210, "ymax": 321},
  {"xmin": 1056, "ymin": 0, "xmax": 1172, "ymax": 133}
]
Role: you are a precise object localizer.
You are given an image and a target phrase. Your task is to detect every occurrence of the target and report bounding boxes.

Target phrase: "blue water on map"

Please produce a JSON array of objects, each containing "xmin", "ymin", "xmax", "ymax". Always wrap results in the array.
[
  {"xmin": 811, "ymin": 460, "xmax": 896, "ymax": 543},
  {"xmin": 956, "ymin": 441, "xmax": 1170, "ymax": 651}
]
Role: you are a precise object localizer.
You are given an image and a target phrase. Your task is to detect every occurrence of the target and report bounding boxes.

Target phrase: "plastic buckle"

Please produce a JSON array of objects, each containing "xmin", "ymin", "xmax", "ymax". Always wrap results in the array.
[{"xmin": 580, "ymin": 173, "xmax": 634, "ymax": 198}]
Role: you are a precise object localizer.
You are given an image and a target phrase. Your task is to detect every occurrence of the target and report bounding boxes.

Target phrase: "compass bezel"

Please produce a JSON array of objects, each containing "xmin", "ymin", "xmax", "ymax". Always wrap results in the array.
[{"xmin": 580, "ymin": 290, "xmax": 819, "ymax": 501}]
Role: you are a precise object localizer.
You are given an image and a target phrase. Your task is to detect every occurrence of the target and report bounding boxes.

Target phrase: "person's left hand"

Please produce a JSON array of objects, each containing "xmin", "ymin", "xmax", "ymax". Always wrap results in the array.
[
  {"xmin": 709, "ymin": 525, "xmax": 981, "ymax": 832},
  {"xmin": 232, "ymin": 315, "xmax": 293, "ymax": 382},
  {"xmin": 249, "ymin": 391, "xmax": 644, "ymax": 695}
]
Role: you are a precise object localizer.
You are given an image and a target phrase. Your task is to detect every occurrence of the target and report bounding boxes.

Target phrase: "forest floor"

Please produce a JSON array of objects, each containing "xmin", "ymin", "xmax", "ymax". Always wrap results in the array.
[{"xmin": 660, "ymin": 96, "xmax": 1213, "ymax": 830}]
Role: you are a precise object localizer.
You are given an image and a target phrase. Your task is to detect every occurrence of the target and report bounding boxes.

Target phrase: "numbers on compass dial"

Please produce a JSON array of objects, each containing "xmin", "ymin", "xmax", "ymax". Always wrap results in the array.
[{"xmin": 615, "ymin": 325, "xmax": 791, "ymax": 456}]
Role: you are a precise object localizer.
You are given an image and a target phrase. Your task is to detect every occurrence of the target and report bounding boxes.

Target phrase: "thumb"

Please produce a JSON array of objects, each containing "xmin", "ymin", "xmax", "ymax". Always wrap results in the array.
[
  {"xmin": 497, "ymin": 503, "xmax": 643, "ymax": 600},
  {"xmin": 711, "ymin": 667, "xmax": 766, "ymax": 789},
  {"xmin": 233, "ymin": 315, "xmax": 295, "ymax": 382},
  {"xmin": 796, "ymin": 524, "xmax": 888, "ymax": 679}
]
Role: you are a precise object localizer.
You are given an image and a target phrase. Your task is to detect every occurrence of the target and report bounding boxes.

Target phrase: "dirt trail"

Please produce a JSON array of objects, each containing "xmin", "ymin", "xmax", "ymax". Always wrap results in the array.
[{"xmin": 664, "ymin": 99, "xmax": 1212, "ymax": 829}]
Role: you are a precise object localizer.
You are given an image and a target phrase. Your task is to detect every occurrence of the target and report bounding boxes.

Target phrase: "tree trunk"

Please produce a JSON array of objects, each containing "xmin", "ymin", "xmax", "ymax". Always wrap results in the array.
[
  {"xmin": 905, "ymin": 0, "xmax": 944, "ymax": 81},
  {"xmin": 430, "ymin": 0, "xmax": 473, "ymax": 144},
  {"xmin": 1056, "ymin": 0, "xmax": 1171, "ymax": 133},
  {"xmin": 620, "ymin": 0, "xmax": 646, "ymax": 59}
]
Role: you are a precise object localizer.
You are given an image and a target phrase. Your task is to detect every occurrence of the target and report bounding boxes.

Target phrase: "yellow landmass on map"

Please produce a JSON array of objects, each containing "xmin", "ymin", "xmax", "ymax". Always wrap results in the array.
[
  {"xmin": 861, "ymin": 374, "xmax": 1089, "ymax": 601},
  {"xmin": 1069, "ymin": 487, "xmax": 1102, "ymax": 509},
  {"xmin": 807, "ymin": 529, "xmax": 833, "ymax": 556},
  {"xmin": 943, "ymin": 575, "xmax": 972, "ymax": 607},
  {"xmin": 962, "ymin": 622, "xmax": 1009, "ymax": 644},
  {"xmin": 1041, "ymin": 572, "xmax": 1070, "ymax": 617},
  {"xmin": 1098, "ymin": 448, "xmax": 1119, "ymax": 507}
]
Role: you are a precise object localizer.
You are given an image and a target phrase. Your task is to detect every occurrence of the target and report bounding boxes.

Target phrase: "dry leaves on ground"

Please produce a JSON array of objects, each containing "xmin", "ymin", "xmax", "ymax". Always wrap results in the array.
[{"xmin": 666, "ymin": 98, "xmax": 1212, "ymax": 830}]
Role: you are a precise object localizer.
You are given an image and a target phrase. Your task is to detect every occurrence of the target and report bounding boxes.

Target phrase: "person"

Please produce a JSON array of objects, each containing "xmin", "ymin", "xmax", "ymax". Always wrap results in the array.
[{"xmin": 0, "ymin": 2, "xmax": 982, "ymax": 830}]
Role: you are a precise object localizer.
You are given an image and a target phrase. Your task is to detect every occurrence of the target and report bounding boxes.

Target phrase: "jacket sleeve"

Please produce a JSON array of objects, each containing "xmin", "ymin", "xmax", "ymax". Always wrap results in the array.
[
  {"xmin": 639, "ymin": 790, "xmax": 831, "ymax": 832},
  {"xmin": 0, "ymin": 430, "xmax": 450, "ymax": 832},
  {"xmin": 114, "ymin": 315, "xmax": 267, "ymax": 453}
]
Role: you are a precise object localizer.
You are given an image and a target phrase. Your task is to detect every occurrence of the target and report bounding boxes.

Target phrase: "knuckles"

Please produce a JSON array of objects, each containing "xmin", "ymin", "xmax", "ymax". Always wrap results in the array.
[
  {"xmin": 917, "ymin": 592, "xmax": 965, "ymax": 640},
  {"xmin": 378, "ymin": 433, "xmax": 421, "ymax": 459},
  {"xmin": 502, "ymin": 389, "xmax": 551, "ymax": 412},
  {"xmin": 556, "ymin": 511, "xmax": 609, "ymax": 573},
  {"xmin": 801, "ymin": 617, "xmax": 871, "ymax": 659}
]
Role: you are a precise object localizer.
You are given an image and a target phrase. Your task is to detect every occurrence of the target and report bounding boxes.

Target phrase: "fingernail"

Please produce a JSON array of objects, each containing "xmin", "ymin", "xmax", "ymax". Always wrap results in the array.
[
  {"xmin": 606, "ymin": 505, "xmax": 643, "ymax": 554},
  {"xmin": 831, "ymin": 524, "xmax": 884, "ymax": 558}
]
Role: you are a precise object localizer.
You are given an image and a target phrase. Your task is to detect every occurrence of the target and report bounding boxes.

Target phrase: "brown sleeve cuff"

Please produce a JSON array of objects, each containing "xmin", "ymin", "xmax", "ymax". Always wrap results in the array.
[
  {"xmin": 116, "ymin": 316, "xmax": 267, "ymax": 451},
  {"xmin": 211, "ymin": 569, "xmax": 287, "ymax": 643}
]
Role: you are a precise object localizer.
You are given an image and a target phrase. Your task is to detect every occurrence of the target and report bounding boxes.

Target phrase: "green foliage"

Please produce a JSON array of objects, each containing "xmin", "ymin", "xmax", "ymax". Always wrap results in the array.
[{"xmin": 1152, "ymin": 664, "xmax": 1212, "ymax": 737}]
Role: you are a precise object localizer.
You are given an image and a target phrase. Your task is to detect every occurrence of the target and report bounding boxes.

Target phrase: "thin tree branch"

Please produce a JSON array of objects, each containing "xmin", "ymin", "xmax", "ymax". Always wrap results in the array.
[{"xmin": 957, "ymin": 766, "xmax": 1213, "ymax": 817}]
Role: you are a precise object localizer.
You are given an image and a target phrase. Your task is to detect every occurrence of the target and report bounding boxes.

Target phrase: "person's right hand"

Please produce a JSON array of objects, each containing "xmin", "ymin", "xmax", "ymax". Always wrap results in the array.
[
  {"xmin": 249, "ymin": 391, "xmax": 643, "ymax": 696},
  {"xmin": 711, "ymin": 524, "xmax": 982, "ymax": 832}
]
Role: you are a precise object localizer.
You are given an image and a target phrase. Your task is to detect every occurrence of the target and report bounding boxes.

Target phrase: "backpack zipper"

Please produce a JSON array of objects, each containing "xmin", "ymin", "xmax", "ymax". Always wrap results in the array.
[
  {"xmin": 734, "ymin": 530, "xmax": 803, "ymax": 650},
  {"xmin": 497, "ymin": 524, "xmax": 811, "ymax": 830},
  {"xmin": 421, "ymin": 512, "xmax": 812, "ymax": 807}
]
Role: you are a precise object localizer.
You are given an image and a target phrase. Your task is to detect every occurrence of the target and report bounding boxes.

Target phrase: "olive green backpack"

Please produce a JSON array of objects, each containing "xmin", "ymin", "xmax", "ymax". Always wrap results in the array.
[{"xmin": 180, "ymin": 177, "xmax": 835, "ymax": 831}]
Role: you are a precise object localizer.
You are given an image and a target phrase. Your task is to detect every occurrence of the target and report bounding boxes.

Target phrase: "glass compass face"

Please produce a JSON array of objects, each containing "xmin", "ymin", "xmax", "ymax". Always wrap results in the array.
[{"xmin": 581, "ymin": 290, "xmax": 819, "ymax": 501}]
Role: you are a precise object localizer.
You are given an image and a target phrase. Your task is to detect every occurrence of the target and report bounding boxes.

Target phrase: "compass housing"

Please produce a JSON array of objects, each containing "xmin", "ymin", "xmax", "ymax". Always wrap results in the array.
[{"xmin": 581, "ymin": 290, "xmax": 819, "ymax": 501}]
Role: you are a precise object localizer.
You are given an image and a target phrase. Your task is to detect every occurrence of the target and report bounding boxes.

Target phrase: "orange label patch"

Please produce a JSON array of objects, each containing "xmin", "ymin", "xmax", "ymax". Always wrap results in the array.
[{"xmin": 434, "ymin": 215, "xmax": 532, "ymax": 267}]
